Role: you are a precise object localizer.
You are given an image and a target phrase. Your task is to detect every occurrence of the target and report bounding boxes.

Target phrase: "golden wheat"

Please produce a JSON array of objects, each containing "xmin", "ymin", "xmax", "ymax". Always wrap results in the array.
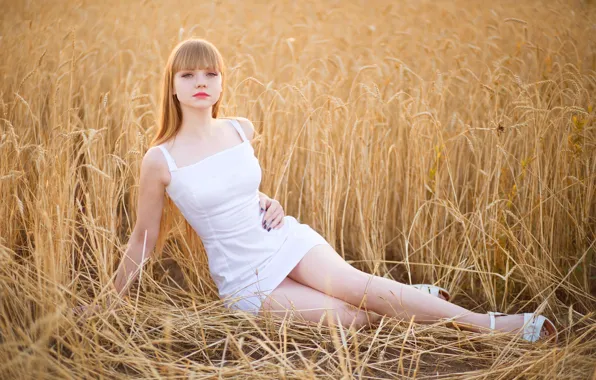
[{"xmin": 1, "ymin": 0, "xmax": 595, "ymax": 378}]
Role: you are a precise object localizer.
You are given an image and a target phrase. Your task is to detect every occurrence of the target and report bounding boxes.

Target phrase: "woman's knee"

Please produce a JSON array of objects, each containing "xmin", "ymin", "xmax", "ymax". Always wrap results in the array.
[
  {"xmin": 320, "ymin": 302, "xmax": 381, "ymax": 330},
  {"xmin": 257, "ymin": 277, "xmax": 380, "ymax": 329},
  {"xmin": 288, "ymin": 244, "xmax": 379, "ymax": 307}
]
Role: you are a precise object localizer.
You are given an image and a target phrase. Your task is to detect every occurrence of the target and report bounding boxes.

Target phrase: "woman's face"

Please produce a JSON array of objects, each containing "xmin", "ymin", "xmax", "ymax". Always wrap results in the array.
[{"xmin": 173, "ymin": 68, "xmax": 222, "ymax": 109}]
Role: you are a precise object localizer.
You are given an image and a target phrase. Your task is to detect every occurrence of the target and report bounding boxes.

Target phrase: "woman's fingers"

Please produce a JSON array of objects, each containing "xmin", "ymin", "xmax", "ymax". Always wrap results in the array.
[
  {"xmin": 73, "ymin": 306, "xmax": 87, "ymax": 318},
  {"xmin": 72, "ymin": 304, "xmax": 102, "ymax": 318},
  {"xmin": 271, "ymin": 213, "xmax": 284, "ymax": 229},
  {"xmin": 267, "ymin": 209, "xmax": 284, "ymax": 230},
  {"xmin": 263, "ymin": 208, "xmax": 284, "ymax": 230},
  {"xmin": 262, "ymin": 203, "xmax": 284, "ymax": 230},
  {"xmin": 259, "ymin": 196, "xmax": 270, "ymax": 212},
  {"xmin": 262, "ymin": 200, "xmax": 278, "ymax": 221}
]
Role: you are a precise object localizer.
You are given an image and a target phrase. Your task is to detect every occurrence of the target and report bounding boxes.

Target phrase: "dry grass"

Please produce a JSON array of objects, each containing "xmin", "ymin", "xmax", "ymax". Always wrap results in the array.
[{"xmin": 1, "ymin": 0, "xmax": 595, "ymax": 378}]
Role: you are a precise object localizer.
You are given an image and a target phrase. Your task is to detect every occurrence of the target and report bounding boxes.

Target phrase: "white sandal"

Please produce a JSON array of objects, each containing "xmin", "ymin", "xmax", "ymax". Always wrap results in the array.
[
  {"xmin": 488, "ymin": 311, "xmax": 558, "ymax": 343},
  {"xmin": 411, "ymin": 284, "xmax": 451, "ymax": 301}
]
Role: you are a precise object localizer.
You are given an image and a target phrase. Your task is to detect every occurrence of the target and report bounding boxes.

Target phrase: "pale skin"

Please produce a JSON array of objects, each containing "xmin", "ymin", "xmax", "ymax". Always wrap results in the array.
[{"xmin": 74, "ymin": 67, "xmax": 554, "ymax": 341}]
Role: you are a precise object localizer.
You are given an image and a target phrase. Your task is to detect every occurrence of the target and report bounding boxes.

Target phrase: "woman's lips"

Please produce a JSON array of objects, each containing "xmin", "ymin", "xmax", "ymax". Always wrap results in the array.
[{"xmin": 193, "ymin": 93, "xmax": 209, "ymax": 97}]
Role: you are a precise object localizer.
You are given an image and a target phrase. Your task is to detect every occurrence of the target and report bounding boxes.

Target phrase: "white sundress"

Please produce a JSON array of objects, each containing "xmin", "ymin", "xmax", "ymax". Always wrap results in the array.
[{"xmin": 157, "ymin": 118, "xmax": 331, "ymax": 315}]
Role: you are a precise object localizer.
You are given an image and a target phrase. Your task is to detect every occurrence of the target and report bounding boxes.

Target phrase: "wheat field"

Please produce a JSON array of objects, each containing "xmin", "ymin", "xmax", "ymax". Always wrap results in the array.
[{"xmin": 1, "ymin": 0, "xmax": 595, "ymax": 378}]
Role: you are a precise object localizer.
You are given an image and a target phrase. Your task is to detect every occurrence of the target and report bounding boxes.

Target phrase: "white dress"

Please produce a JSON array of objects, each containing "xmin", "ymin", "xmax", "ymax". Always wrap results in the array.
[{"xmin": 157, "ymin": 119, "xmax": 331, "ymax": 315}]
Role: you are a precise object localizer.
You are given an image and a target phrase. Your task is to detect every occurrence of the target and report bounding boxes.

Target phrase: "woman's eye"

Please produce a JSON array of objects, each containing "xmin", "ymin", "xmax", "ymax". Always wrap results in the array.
[{"xmin": 182, "ymin": 73, "xmax": 216, "ymax": 77}]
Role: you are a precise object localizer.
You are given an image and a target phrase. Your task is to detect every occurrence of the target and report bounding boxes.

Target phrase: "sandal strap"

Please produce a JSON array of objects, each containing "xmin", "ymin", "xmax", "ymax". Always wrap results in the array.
[
  {"xmin": 487, "ymin": 312, "xmax": 556, "ymax": 343},
  {"xmin": 523, "ymin": 313, "xmax": 547, "ymax": 343},
  {"xmin": 488, "ymin": 311, "xmax": 507, "ymax": 330},
  {"xmin": 411, "ymin": 284, "xmax": 449, "ymax": 299}
]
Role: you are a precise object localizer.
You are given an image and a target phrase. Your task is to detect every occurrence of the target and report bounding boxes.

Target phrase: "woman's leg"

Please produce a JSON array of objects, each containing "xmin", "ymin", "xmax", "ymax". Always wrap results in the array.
[
  {"xmin": 259, "ymin": 276, "xmax": 382, "ymax": 330},
  {"xmin": 288, "ymin": 244, "xmax": 553, "ymax": 338}
]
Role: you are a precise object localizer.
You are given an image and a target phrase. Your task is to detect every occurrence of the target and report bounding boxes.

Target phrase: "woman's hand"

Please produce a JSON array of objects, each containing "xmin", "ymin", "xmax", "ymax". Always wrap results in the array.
[
  {"xmin": 72, "ymin": 292, "xmax": 122, "ymax": 319},
  {"xmin": 259, "ymin": 194, "xmax": 285, "ymax": 231},
  {"xmin": 72, "ymin": 304, "xmax": 102, "ymax": 319}
]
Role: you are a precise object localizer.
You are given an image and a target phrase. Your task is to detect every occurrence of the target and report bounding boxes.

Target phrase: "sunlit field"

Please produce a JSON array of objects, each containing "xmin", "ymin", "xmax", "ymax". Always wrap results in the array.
[{"xmin": 1, "ymin": 0, "xmax": 595, "ymax": 378}]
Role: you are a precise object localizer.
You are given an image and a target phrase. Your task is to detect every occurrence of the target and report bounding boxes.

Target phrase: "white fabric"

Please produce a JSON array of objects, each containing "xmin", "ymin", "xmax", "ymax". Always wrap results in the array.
[{"xmin": 157, "ymin": 119, "xmax": 331, "ymax": 315}]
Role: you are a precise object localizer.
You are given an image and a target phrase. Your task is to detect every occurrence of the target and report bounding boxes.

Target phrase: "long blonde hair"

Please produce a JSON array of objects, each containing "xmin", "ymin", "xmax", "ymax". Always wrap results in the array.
[{"xmin": 150, "ymin": 38, "xmax": 226, "ymax": 258}]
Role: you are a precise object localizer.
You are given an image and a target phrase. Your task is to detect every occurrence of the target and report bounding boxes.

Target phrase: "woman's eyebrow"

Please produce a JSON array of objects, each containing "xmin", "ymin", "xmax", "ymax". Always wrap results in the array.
[{"xmin": 180, "ymin": 68, "xmax": 216, "ymax": 73}]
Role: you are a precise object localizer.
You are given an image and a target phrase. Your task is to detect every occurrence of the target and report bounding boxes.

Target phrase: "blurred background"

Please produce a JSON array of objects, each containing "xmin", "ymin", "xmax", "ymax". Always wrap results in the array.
[{"xmin": 1, "ymin": 0, "xmax": 595, "ymax": 378}]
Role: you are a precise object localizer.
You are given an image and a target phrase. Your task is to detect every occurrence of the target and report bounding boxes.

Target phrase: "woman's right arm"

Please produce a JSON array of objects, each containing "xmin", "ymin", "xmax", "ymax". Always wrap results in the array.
[{"xmin": 112, "ymin": 147, "xmax": 170, "ymax": 298}]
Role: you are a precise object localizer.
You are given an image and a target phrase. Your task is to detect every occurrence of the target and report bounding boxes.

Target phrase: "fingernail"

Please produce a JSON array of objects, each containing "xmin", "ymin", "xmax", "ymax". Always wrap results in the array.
[{"xmin": 267, "ymin": 227, "xmax": 271, "ymax": 232}]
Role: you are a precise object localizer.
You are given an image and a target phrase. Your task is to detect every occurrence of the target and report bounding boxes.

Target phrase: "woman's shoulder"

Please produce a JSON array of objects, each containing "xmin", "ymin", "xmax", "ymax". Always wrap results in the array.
[
  {"xmin": 145, "ymin": 145, "xmax": 169, "ymax": 162},
  {"xmin": 219, "ymin": 116, "xmax": 255, "ymax": 141},
  {"xmin": 142, "ymin": 146, "xmax": 172, "ymax": 184}
]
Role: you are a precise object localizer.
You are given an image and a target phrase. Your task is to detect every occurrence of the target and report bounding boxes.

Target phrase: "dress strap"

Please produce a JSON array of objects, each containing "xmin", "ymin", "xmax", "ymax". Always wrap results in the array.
[
  {"xmin": 156, "ymin": 145, "xmax": 178, "ymax": 172},
  {"xmin": 228, "ymin": 118, "xmax": 248, "ymax": 142}
]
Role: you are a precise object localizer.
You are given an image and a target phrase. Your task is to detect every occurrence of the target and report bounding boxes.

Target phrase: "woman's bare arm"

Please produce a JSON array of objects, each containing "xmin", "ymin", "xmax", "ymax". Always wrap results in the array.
[{"xmin": 112, "ymin": 147, "xmax": 169, "ymax": 298}]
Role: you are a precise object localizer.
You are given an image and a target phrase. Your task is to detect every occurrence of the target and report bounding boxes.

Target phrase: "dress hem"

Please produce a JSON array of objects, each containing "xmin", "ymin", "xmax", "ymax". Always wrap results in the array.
[{"xmin": 224, "ymin": 230, "xmax": 332, "ymax": 316}]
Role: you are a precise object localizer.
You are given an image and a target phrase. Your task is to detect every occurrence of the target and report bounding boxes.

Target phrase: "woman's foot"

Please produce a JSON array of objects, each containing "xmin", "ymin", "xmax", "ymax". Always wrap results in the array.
[{"xmin": 488, "ymin": 313, "xmax": 556, "ymax": 341}]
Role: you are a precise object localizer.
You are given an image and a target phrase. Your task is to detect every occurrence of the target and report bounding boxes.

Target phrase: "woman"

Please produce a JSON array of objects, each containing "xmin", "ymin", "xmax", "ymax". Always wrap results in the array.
[{"xmin": 81, "ymin": 38, "xmax": 557, "ymax": 343}]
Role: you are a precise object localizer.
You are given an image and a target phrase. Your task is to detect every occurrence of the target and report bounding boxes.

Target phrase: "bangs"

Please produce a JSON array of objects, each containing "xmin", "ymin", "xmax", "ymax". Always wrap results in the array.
[{"xmin": 172, "ymin": 40, "xmax": 223, "ymax": 74}]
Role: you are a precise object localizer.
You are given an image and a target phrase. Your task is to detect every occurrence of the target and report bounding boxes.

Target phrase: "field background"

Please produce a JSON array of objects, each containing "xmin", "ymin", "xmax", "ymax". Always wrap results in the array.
[{"xmin": 1, "ymin": 0, "xmax": 595, "ymax": 378}]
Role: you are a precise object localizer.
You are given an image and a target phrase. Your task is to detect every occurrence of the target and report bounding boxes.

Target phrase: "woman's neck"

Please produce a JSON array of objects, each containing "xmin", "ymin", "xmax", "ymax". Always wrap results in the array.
[{"xmin": 178, "ymin": 107, "xmax": 216, "ymax": 139}]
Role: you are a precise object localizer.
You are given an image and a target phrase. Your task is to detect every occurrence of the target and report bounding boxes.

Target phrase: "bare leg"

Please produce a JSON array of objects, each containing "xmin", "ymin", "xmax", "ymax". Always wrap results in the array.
[
  {"xmin": 258, "ymin": 277, "xmax": 382, "ymax": 330},
  {"xmin": 288, "ymin": 244, "xmax": 554, "ymax": 338}
]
